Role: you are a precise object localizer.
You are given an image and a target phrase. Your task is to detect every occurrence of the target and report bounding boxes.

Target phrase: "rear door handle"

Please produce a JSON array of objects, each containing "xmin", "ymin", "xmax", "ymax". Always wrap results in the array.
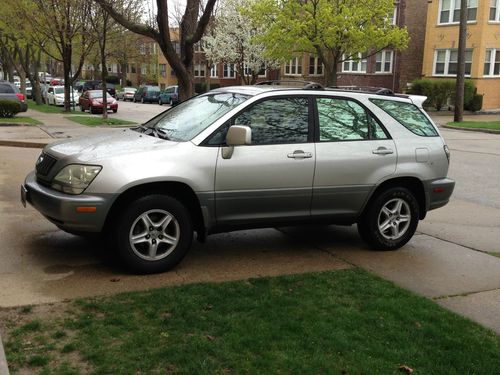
[
  {"xmin": 372, "ymin": 147, "xmax": 394, "ymax": 155},
  {"xmin": 287, "ymin": 150, "xmax": 313, "ymax": 159}
]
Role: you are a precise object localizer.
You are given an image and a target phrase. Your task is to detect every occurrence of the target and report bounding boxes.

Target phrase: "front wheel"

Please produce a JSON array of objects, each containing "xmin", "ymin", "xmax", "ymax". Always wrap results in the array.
[
  {"xmin": 357, "ymin": 187, "xmax": 419, "ymax": 251},
  {"xmin": 114, "ymin": 195, "xmax": 193, "ymax": 274}
]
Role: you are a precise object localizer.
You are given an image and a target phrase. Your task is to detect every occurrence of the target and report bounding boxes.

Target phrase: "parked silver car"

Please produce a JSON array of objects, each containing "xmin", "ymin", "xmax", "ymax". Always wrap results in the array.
[{"xmin": 22, "ymin": 83, "xmax": 454, "ymax": 274}]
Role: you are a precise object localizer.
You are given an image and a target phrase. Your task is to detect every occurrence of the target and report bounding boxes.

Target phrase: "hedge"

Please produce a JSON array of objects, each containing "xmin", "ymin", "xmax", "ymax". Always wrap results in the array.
[
  {"xmin": 407, "ymin": 79, "xmax": 481, "ymax": 112},
  {"xmin": 0, "ymin": 99, "xmax": 21, "ymax": 118}
]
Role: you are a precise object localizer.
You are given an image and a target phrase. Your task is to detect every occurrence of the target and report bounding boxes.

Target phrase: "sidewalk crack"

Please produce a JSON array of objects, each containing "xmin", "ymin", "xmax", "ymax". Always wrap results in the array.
[{"xmin": 434, "ymin": 287, "xmax": 500, "ymax": 300}]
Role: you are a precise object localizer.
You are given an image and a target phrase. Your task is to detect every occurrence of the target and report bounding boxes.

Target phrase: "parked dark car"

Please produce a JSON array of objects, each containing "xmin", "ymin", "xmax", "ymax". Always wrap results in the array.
[
  {"xmin": 133, "ymin": 85, "xmax": 161, "ymax": 103},
  {"xmin": 75, "ymin": 80, "xmax": 101, "ymax": 93},
  {"xmin": 97, "ymin": 82, "xmax": 116, "ymax": 97},
  {"xmin": 158, "ymin": 85, "xmax": 179, "ymax": 106},
  {"xmin": 79, "ymin": 90, "xmax": 118, "ymax": 114},
  {"xmin": 0, "ymin": 80, "xmax": 28, "ymax": 112}
]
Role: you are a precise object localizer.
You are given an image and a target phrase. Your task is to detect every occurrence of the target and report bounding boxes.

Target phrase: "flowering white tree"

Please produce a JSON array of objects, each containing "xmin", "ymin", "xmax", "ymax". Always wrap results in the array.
[{"xmin": 203, "ymin": 0, "xmax": 278, "ymax": 85}]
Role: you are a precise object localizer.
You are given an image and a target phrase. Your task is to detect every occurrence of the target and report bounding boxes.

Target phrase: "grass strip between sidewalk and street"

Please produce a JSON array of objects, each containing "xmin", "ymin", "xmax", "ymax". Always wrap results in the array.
[
  {"xmin": 65, "ymin": 116, "xmax": 136, "ymax": 126},
  {"xmin": 0, "ymin": 116, "xmax": 42, "ymax": 125},
  {"xmin": 27, "ymin": 101, "xmax": 83, "ymax": 114},
  {"xmin": 489, "ymin": 252, "xmax": 500, "ymax": 259},
  {"xmin": 1, "ymin": 268, "xmax": 498, "ymax": 374},
  {"xmin": 447, "ymin": 121, "xmax": 500, "ymax": 130}
]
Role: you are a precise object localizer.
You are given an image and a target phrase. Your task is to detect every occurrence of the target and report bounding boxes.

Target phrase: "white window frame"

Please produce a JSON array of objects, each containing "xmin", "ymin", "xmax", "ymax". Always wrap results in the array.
[
  {"xmin": 438, "ymin": 0, "xmax": 477, "ymax": 25},
  {"xmin": 194, "ymin": 63, "xmax": 205, "ymax": 78},
  {"xmin": 284, "ymin": 57, "xmax": 302, "ymax": 76},
  {"xmin": 210, "ymin": 64, "xmax": 218, "ymax": 78},
  {"xmin": 392, "ymin": 6, "xmax": 398, "ymax": 25},
  {"xmin": 484, "ymin": 49, "xmax": 500, "ymax": 76},
  {"xmin": 433, "ymin": 49, "xmax": 473, "ymax": 76},
  {"xmin": 342, "ymin": 53, "xmax": 367, "ymax": 73},
  {"xmin": 490, "ymin": 0, "xmax": 500, "ymax": 22},
  {"xmin": 223, "ymin": 63, "xmax": 236, "ymax": 78},
  {"xmin": 141, "ymin": 64, "xmax": 147, "ymax": 75},
  {"xmin": 308, "ymin": 56, "xmax": 324, "ymax": 76},
  {"xmin": 375, "ymin": 50, "xmax": 394, "ymax": 73}
]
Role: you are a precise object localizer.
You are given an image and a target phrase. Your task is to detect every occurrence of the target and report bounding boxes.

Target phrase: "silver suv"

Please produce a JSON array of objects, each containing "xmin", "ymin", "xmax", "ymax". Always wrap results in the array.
[{"xmin": 22, "ymin": 84, "xmax": 455, "ymax": 273}]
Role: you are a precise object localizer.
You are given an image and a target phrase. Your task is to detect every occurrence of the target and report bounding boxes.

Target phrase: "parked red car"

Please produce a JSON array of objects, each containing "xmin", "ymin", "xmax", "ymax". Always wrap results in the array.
[{"xmin": 79, "ymin": 90, "xmax": 118, "ymax": 114}]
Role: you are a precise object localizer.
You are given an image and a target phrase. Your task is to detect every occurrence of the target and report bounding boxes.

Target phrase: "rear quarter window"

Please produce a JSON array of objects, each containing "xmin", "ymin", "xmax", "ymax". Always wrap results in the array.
[
  {"xmin": 0, "ymin": 84, "xmax": 15, "ymax": 94},
  {"xmin": 370, "ymin": 98, "xmax": 438, "ymax": 137}
]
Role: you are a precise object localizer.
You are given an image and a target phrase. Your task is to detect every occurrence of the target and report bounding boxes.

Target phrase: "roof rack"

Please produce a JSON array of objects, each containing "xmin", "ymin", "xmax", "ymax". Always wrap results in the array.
[
  {"xmin": 256, "ymin": 80, "xmax": 324, "ymax": 90},
  {"xmin": 326, "ymin": 86, "xmax": 396, "ymax": 96}
]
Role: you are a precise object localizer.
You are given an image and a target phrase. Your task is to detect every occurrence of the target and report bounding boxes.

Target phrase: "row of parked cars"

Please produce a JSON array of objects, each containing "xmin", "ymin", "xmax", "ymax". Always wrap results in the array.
[{"xmin": 116, "ymin": 85, "xmax": 179, "ymax": 106}]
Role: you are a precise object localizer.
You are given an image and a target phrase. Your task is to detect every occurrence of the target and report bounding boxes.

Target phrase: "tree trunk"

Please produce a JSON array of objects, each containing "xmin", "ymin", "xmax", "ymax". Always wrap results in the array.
[{"xmin": 454, "ymin": 0, "xmax": 467, "ymax": 122}]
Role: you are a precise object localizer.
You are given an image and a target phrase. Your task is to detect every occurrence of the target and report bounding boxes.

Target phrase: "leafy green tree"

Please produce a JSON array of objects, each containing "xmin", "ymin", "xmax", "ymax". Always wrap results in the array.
[{"xmin": 248, "ymin": 0, "xmax": 409, "ymax": 86}]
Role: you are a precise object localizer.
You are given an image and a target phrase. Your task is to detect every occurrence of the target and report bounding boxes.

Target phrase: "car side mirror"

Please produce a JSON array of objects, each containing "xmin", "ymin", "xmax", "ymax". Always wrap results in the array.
[{"xmin": 222, "ymin": 125, "xmax": 251, "ymax": 159}]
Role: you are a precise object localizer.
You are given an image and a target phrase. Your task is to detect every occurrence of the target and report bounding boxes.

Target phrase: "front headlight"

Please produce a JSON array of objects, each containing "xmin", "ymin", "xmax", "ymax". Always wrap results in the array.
[{"xmin": 51, "ymin": 164, "xmax": 102, "ymax": 194}]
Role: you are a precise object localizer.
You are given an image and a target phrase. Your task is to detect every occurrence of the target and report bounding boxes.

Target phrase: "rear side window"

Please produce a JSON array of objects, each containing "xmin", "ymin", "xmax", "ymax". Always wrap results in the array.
[
  {"xmin": 0, "ymin": 84, "xmax": 15, "ymax": 93},
  {"xmin": 370, "ymin": 99, "xmax": 438, "ymax": 136}
]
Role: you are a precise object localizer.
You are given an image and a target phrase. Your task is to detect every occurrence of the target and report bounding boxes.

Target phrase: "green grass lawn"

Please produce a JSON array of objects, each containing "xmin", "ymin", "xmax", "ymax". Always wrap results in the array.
[
  {"xmin": 27, "ymin": 101, "xmax": 72, "ymax": 114},
  {"xmin": 0, "ymin": 116, "xmax": 42, "ymax": 125},
  {"xmin": 2, "ymin": 269, "xmax": 499, "ymax": 374},
  {"xmin": 447, "ymin": 121, "xmax": 500, "ymax": 130},
  {"xmin": 489, "ymin": 252, "xmax": 500, "ymax": 259},
  {"xmin": 65, "ymin": 116, "xmax": 136, "ymax": 126}
]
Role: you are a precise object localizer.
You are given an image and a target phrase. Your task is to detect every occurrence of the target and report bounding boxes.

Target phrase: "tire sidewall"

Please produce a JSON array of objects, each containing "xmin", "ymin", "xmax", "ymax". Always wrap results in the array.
[
  {"xmin": 360, "ymin": 187, "xmax": 419, "ymax": 250},
  {"xmin": 114, "ymin": 195, "xmax": 193, "ymax": 274}
]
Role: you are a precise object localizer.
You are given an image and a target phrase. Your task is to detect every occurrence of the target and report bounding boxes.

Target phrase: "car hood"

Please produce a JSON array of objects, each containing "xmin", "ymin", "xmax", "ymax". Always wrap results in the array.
[{"xmin": 46, "ymin": 129, "xmax": 179, "ymax": 163}]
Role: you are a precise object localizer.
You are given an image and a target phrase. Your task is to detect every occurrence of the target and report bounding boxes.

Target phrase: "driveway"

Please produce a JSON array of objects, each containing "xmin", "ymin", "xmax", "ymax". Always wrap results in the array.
[{"xmin": 0, "ymin": 123, "xmax": 499, "ymax": 332}]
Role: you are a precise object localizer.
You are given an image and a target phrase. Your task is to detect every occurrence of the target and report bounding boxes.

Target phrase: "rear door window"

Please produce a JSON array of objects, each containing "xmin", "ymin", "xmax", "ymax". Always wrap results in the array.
[{"xmin": 370, "ymin": 98, "xmax": 438, "ymax": 136}]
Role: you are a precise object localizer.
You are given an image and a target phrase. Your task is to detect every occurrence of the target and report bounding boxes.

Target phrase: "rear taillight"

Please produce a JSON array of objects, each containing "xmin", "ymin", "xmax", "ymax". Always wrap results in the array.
[
  {"xmin": 443, "ymin": 145, "xmax": 450, "ymax": 163},
  {"xmin": 16, "ymin": 93, "xmax": 25, "ymax": 102}
]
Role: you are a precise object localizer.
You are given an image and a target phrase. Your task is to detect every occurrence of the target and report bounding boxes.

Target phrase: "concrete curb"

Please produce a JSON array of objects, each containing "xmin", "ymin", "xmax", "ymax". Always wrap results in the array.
[
  {"xmin": 0, "ymin": 332, "xmax": 9, "ymax": 375},
  {"xmin": 0, "ymin": 139, "xmax": 50, "ymax": 149},
  {"xmin": 441, "ymin": 125, "xmax": 500, "ymax": 134}
]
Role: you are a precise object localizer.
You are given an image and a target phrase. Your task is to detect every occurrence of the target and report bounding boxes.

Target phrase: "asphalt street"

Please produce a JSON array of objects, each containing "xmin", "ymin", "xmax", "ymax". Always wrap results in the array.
[{"xmin": 0, "ymin": 107, "xmax": 499, "ymax": 333}]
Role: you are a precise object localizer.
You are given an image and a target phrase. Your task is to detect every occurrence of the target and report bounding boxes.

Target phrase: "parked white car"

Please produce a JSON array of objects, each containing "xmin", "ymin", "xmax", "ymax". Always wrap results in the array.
[{"xmin": 46, "ymin": 85, "xmax": 80, "ymax": 106}]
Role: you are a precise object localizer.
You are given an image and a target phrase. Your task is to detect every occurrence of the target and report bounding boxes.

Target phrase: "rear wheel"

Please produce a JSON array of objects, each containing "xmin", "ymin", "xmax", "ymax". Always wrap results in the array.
[
  {"xmin": 357, "ymin": 187, "xmax": 419, "ymax": 250},
  {"xmin": 114, "ymin": 195, "xmax": 193, "ymax": 274},
  {"xmin": 141, "ymin": 97, "xmax": 145, "ymax": 104},
  {"xmin": 159, "ymin": 98, "xmax": 163, "ymax": 105},
  {"xmin": 169, "ymin": 98, "xmax": 173, "ymax": 106}
]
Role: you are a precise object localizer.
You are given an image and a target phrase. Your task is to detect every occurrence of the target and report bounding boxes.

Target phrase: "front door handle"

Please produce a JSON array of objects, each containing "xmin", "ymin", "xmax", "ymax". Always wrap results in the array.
[
  {"xmin": 287, "ymin": 150, "xmax": 313, "ymax": 159},
  {"xmin": 372, "ymin": 147, "xmax": 394, "ymax": 155}
]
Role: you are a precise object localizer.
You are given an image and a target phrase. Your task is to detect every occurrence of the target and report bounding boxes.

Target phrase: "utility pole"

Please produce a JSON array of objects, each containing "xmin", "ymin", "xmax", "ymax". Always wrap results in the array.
[{"xmin": 454, "ymin": 0, "xmax": 467, "ymax": 122}]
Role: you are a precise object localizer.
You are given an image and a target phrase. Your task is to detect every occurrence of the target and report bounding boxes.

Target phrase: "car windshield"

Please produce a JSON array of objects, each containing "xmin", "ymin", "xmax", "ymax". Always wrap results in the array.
[
  {"xmin": 141, "ymin": 92, "xmax": 248, "ymax": 141},
  {"xmin": 90, "ymin": 92, "xmax": 103, "ymax": 98},
  {"xmin": 124, "ymin": 88, "xmax": 136, "ymax": 93},
  {"xmin": 54, "ymin": 88, "xmax": 64, "ymax": 94},
  {"xmin": 149, "ymin": 87, "xmax": 160, "ymax": 92}
]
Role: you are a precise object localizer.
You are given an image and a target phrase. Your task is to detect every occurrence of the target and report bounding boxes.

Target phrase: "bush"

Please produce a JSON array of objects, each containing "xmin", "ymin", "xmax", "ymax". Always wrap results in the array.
[
  {"xmin": 105, "ymin": 76, "xmax": 120, "ymax": 84},
  {"xmin": 408, "ymin": 78, "xmax": 478, "ymax": 111},
  {"xmin": 467, "ymin": 94, "xmax": 483, "ymax": 112},
  {"xmin": 0, "ymin": 99, "xmax": 21, "ymax": 118}
]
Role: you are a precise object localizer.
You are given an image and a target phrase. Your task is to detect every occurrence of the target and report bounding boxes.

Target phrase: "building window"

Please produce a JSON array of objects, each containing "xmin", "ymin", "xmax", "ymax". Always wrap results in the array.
[
  {"xmin": 131, "ymin": 64, "xmax": 136, "ymax": 74},
  {"xmin": 210, "ymin": 64, "xmax": 218, "ymax": 78},
  {"xmin": 141, "ymin": 64, "xmax": 147, "ymax": 75},
  {"xmin": 284, "ymin": 57, "xmax": 302, "ymax": 75},
  {"xmin": 439, "ymin": 0, "xmax": 477, "ymax": 24},
  {"xmin": 342, "ymin": 53, "xmax": 367, "ymax": 73},
  {"xmin": 308, "ymin": 56, "xmax": 323, "ymax": 76},
  {"xmin": 243, "ymin": 63, "xmax": 267, "ymax": 77},
  {"xmin": 375, "ymin": 50, "xmax": 393, "ymax": 73},
  {"xmin": 194, "ymin": 64, "xmax": 205, "ymax": 77},
  {"xmin": 484, "ymin": 49, "xmax": 500, "ymax": 76},
  {"xmin": 194, "ymin": 42, "xmax": 204, "ymax": 53},
  {"xmin": 491, "ymin": 0, "xmax": 500, "ymax": 21},
  {"xmin": 434, "ymin": 49, "xmax": 473, "ymax": 76},
  {"xmin": 223, "ymin": 63, "xmax": 236, "ymax": 78},
  {"xmin": 160, "ymin": 64, "xmax": 166, "ymax": 77},
  {"xmin": 391, "ymin": 6, "xmax": 398, "ymax": 25}
]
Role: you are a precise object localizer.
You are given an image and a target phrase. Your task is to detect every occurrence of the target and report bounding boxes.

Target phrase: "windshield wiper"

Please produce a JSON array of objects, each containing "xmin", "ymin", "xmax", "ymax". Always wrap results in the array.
[
  {"xmin": 155, "ymin": 128, "xmax": 170, "ymax": 140},
  {"xmin": 132, "ymin": 124, "xmax": 170, "ymax": 140},
  {"xmin": 132, "ymin": 124, "xmax": 149, "ymax": 133}
]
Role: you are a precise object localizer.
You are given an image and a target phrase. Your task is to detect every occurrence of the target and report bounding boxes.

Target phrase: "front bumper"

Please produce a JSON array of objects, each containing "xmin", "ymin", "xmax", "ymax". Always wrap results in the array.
[
  {"xmin": 22, "ymin": 171, "xmax": 115, "ymax": 233},
  {"xmin": 426, "ymin": 178, "xmax": 455, "ymax": 211}
]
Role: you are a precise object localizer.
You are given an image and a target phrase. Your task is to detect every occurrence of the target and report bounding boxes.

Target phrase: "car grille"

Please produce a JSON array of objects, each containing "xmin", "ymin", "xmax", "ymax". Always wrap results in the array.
[{"xmin": 36, "ymin": 153, "xmax": 57, "ymax": 176}]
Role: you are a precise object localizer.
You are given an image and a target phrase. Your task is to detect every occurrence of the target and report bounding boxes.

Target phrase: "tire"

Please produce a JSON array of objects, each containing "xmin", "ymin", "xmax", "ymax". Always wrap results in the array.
[
  {"xmin": 141, "ymin": 97, "xmax": 145, "ymax": 104},
  {"xmin": 114, "ymin": 195, "xmax": 193, "ymax": 274},
  {"xmin": 357, "ymin": 187, "xmax": 419, "ymax": 251},
  {"xmin": 90, "ymin": 106, "xmax": 96, "ymax": 114},
  {"xmin": 133, "ymin": 97, "xmax": 136, "ymax": 103},
  {"xmin": 113, "ymin": 109, "xmax": 117, "ymax": 113},
  {"xmin": 159, "ymin": 98, "xmax": 163, "ymax": 105},
  {"xmin": 169, "ymin": 98, "xmax": 173, "ymax": 106}
]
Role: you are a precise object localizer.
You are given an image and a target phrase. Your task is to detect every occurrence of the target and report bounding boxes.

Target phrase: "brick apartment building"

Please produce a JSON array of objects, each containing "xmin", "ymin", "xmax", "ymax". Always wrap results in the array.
[{"xmin": 421, "ymin": 0, "xmax": 500, "ymax": 110}]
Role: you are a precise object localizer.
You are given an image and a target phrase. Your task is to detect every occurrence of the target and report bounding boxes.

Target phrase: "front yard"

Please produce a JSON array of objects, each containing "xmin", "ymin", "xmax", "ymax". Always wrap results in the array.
[{"xmin": 1, "ymin": 268, "xmax": 499, "ymax": 374}]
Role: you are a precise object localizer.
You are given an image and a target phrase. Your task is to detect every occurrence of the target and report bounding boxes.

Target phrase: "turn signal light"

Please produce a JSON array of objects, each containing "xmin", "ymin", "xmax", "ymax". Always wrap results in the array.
[{"xmin": 76, "ymin": 207, "xmax": 97, "ymax": 213}]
